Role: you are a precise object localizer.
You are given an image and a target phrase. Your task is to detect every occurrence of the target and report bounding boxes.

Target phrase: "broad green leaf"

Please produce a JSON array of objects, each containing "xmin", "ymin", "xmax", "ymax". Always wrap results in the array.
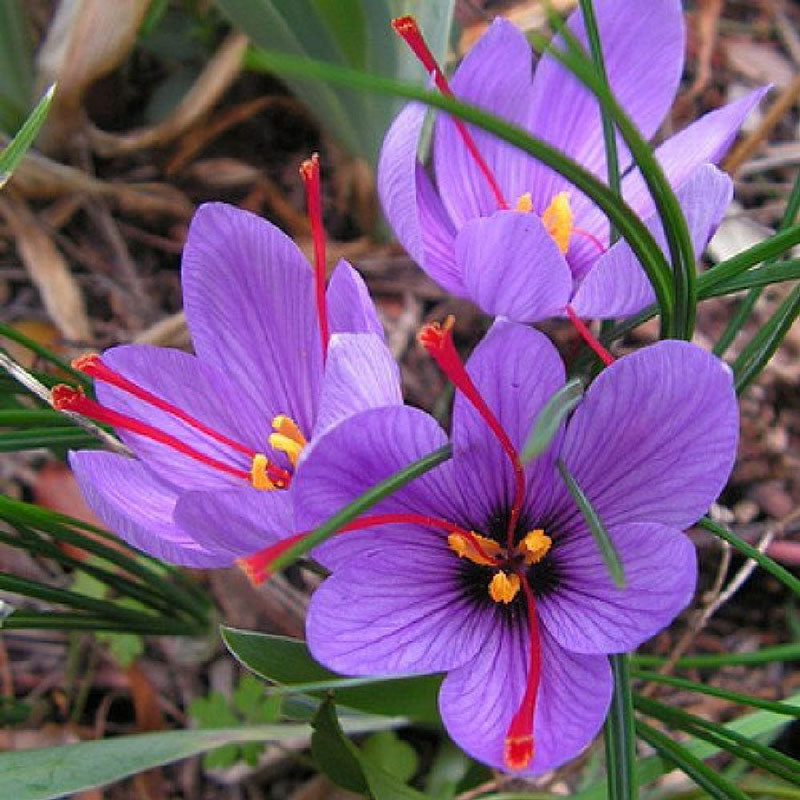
[
  {"xmin": 362, "ymin": 731, "xmax": 419, "ymax": 783},
  {"xmin": 521, "ymin": 378, "xmax": 583, "ymax": 463},
  {"xmin": 0, "ymin": 86, "xmax": 55, "ymax": 188},
  {"xmin": 0, "ymin": 720, "xmax": 396, "ymax": 800},
  {"xmin": 424, "ymin": 739, "xmax": 472, "ymax": 800},
  {"xmin": 312, "ymin": 699, "xmax": 368, "ymax": 793},
  {"xmin": 556, "ymin": 460, "xmax": 625, "ymax": 588},
  {"xmin": 222, "ymin": 626, "xmax": 442, "ymax": 723}
]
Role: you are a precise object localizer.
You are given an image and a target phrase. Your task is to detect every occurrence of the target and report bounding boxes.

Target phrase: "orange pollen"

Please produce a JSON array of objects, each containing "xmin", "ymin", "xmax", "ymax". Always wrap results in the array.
[
  {"xmin": 391, "ymin": 15, "xmax": 507, "ymax": 210},
  {"xmin": 299, "ymin": 153, "xmax": 329, "ymax": 361},
  {"xmin": 418, "ymin": 317, "xmax": 525, "ymax": 551}
]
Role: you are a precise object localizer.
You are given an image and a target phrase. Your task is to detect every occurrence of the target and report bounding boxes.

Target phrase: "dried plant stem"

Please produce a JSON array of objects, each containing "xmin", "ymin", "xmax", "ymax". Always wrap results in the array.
[{"xmin": 0, "ymin": 350, "xmax": 130, "ymax": 456}]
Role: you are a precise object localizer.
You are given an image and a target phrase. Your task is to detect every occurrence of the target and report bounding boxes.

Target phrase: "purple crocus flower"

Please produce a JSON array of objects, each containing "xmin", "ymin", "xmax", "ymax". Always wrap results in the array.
[
  {"xmin": 57, "ymin": 184, "xmax": 401, "ymax": 570},
  {"xmin": 380, "ymin": 2, "xmax": 766, "ymax": 322},
  {"xmin": 292, "ymin": 320, "xmax": 738, "ymax": 773}
]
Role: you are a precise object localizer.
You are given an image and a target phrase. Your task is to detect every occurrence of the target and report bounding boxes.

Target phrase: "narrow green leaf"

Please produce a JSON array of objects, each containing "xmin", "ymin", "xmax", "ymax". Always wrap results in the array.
[
  {"xmin": 633, "ymin": 643, "xmax": 800, "ymax": 669},
  {"xmin": 0, "ymin": 428, "xmax": 99, "ymax": 452},
  {"xmin": 635, "ymin": 720, "xmax": 750, "ymax": 800},
  {"xmin": 0, "ymin": 321, "xmax": 89, "ymax": 384},
  {"xmin": 242, "ymin": 47, "xmax": 676, "ymax": 327},
  {"xmin": 556, "ymin": 459, "xmax": 625, "ymax": 588},
  {"xmin": 699, "ymin": 516, "xmax": 800, "ymax": 595},
  {"xmin": 631, "ymin": 669, "xmax": 800, "ymax": 718},
  {"xmin": 312, "ymin": 699, "xmax": 369, "ymax": 793},
  {"xmin": 702, "ymin": 260, "xmax": 800, "ymax": 296},
  {"xmin": 1, "ymin": 611, "xmax": 197, "ymax": 635},
  {"xmin": 604, "ymin": 654, "xmax": 637, "ymax": 800},
  {"xmin": 0, "ymin": 1, "xmax": 34, "ymax": 132},
  {"xmin": 0, "ymin": 720, "xmax": 395, "ymax": 800},
  {"xmin": 0, "ymin": 409, "xmax": 80, "ymax": 426},
  {"xmin": 0, "ymin": 85, "xmax": 55, "ymax": 187},
  {"xmin": 221, "ymin": 626, "xmax": 441, "ymax": 722},
  {"xmin": 268, "ymin": 443, "xmax": 452, "ymax": 573},
  {"xmin": 521, "ymin": 378, "xmax": 583, "ymax": 463}
]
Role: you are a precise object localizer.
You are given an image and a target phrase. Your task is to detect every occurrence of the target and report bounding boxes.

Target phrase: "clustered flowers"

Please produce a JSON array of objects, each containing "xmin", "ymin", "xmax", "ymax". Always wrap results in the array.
[{"xmin": 61, "ymin": 0, "xmax": 752, "ymax": 779}]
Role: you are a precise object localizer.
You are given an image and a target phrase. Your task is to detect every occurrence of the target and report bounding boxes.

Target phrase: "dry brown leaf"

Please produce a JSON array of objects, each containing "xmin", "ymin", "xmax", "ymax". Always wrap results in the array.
[
  {"xmin": 0, "ymin": 194, "xmax": 91, "ymax": 345},
  {"xmin": 88, "ymin": 33, "xmax": 249, "ymax": 157},
  {"xmin": 35, "ymin": 0, "xmax": 152, "ymax": 151}
]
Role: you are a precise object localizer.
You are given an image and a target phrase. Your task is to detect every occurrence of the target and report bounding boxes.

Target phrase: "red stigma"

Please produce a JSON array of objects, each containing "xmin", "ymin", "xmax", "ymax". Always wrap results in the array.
[
  {"xmin": 572, "ymin": 227, "xmax": 608, "ymax": 255},
  {"xmin": 504, "ymin": 579, "xmax": 541, "ymax": 771},
  {"xmin": 419, "ymin": 317, "xmax": 525, "ymax": 551},
  {"xmin": 300, "ymin": 153, "xmax": 329, "ymax": 361},
  {"xmin": 563, "ymin": 305, "xmax": 614, "ymax": 367},
  {"xmin": 391, "ymin": 16, "xmax": 507, "ymax": 210}
]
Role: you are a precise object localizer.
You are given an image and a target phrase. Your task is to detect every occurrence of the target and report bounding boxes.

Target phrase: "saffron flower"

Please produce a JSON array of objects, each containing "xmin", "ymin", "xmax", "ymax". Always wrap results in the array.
[
  {"xmin": 60, "ymin": 180, "xmax": 401, "ymax": 569},
  {"xmin": 379, "ymin": 2, "xmax": 767, "ymax": 321},
  {"xmin": 293, "ymin": 321, "xmax": 738, "ymax": 773}
]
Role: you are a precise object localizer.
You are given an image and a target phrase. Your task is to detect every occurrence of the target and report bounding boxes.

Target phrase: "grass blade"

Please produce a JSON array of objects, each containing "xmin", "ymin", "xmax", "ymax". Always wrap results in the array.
[
  {"xmin": 604, "ymin": 654, "xmax": 637, "ymax": 800},
  {"xmin": 556, "ymin": 459, "xmax": 625, "ymax": 588},
  {"xmin": 634, "ymin": 643, "xmax": 800, "ymax": 669},
  {"xmin": 0, "ymin": 85, "xmax": 55, "ymax": 187},
  {"xmin": 521, "ymin": 378, "xmax": 583, "ymax": 463}
]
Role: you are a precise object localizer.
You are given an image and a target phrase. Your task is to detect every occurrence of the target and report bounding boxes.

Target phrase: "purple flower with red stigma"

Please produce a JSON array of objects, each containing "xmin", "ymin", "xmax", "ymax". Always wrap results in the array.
[
  {"xmin": 380, "ymin": 2, "xmax": 766, "ymax": 323},
  {"xmin": 58, "ymin": 159, "xmax": 401, "ymax": 571},
  {"xmin": 292, "ymin": 321, "xmax": 738, "ymax": 773}
]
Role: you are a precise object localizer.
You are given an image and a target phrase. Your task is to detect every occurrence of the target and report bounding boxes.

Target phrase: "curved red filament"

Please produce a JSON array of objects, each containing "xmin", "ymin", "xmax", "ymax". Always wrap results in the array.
[
  {"xmin": 419, "ymin": 318, "xmax": 525, "ymax": 551},
  {"xmin": 564, "ymin": 305, "xmax": 614, "ymax": 367},
  {"xmin": 392, "ymin": 16, "xmax": 508, "ymax": 211},
  {"xmin": 300, "ymin": 153, "xmax": 329, "ymax": 361},
  {"xmin": 504, "ymin": 578, "xmax": 541, "ymax": 771},
  {"xmin": 239, "ymin": 511, "xmax": 495, "ymax": 584}
]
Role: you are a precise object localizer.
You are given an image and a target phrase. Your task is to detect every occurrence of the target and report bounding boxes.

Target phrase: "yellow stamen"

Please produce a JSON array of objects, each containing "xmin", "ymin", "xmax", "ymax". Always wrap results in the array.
[
  {"xmin": 517, "ymin": 529, "xmax": 552, "ymax": 565},
  {"xmin": 515, "ymin": 191, "xmax": 533, "ymax": 213},
  {"xmin": 542, "ymin": 191, "xmax": 573, "ymax": 254},
  {"xmin": 448, "ymin": 532, "xmax": 502, "ymax": 567},
  {"xmin": 489, "ymin": 570, "xmax": 521, "ymax": 604},
  {"xmin": 269, "ymin": 415, "xmax": 307, "ymax": 468},
  {"xmin": 250, "ymin": 454, "xmax": 275, "ymax": 490}
]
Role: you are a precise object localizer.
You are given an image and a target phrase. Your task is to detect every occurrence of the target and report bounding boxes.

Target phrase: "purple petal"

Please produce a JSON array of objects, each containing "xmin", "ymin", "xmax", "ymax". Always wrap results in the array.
[
  {"xmin": 621, "ymin": 88, "xmax": 767, "ymax": 220},
  {"xmin": 181, "ymin": 202, "xmax": 322, "ymax": 434},
  {"xmin": 69, "ymin": 450, "xmax": 227, "ymax": 567},
  {"xmin": 439, "ymin": 620, "xmax": 611, "ymax": 774},
  {"xmin": 306, "ymin": 538, "xmax": 486, "ymax": 675},
  {"xmin": 452, "ymin": 321, "xmax": 565, "ymax": 524},
  {"xmin": 456, "ymin": 211, "xmax": 573, "ymax": 322},
  {"xmin": 174, "ymin": 487, "xmax": 294, "ymax": 556},
  {"xmin": 554, "ymin": 341, "xmax": 738, "ymax": 531},
  {"xmin": 571, "ymin": 165, "xmax": 733, "ymax": 317},
  {"xmin": 326, "ymin": 260, "xmax": 383, "ymax": 338},
  {"xmin": 433, "ymin": 19, "xmax": 535, "ymax": 225},
  {"xmin": 293, "ymin": 405, "xmax": 465, "ymax": 570},
  {"xmin": 312, "ymin": 333, "xmax": 402, "ymax": 439},
  {"xmin": 526, "ymin": 0, "xmax": 684, "ymax": 210},
  {"xmin": 98, "ymin": 345, "xmax": 267, "ymax": 491},
  {"xmin": 538, "ymin": 522, "xmax": 696, "ymax": 654},
  {"xmin": 378, "ymin": 104, "xmax": 463, "ymax": 295}
]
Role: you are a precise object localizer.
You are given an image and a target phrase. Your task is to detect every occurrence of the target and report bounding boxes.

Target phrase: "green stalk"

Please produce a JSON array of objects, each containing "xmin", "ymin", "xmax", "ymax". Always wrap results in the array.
[
  {"xmin": 604, "ymin": 654, "xmax": 637, "ymax": 800},
  {"xmin": 269, "ymin": 444, "xmax": 452, "ymax": 573}
]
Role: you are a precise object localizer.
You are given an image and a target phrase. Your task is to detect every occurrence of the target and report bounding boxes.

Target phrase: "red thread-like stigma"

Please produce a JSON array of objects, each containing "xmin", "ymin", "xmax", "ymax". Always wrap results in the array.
[
  {"xmin": 564, "ymin": 305, "xmax": 614, "ymax": 367},
  {"xmin": 300, "ymin": 153, "xmax": 329, "ymax": 361},
  {"xmin": 504, "ymin": 578, "xmax": 541, "ymax": 771},
  {"xmin": 572, "ymin": 227, "xmax": 608, "ymax": 255},
  {"xmin": 419, "ymin": 317, "xmax": 525, "ymax": 551},
  {"xmin": 392, "ymin": 16, "xmax": 508, "ymax": 210}
]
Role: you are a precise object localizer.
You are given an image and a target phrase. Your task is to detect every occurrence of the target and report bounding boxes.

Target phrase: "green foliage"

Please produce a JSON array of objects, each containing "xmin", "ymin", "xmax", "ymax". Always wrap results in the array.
[
  {"xmin": 0, "ymin": 1, "xmax": 35, "ymax": 133},
  {"xmin": 521, "ymin": 378, "xmax": 584, "ymax": 463},
  {"xmin": 0, "ymin": 85, "xmax": 55, "ymax": 187}
]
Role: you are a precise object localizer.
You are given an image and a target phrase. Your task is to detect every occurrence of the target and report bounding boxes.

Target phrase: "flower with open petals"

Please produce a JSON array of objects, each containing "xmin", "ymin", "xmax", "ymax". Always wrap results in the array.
[
  {"xmin": 60, "ymin": 200, "xmax": 400, "ymax": 569},
  {"xmin": 293, "ymin": 321, "xmax": 738, "ymax": 773},
  {"xmin": 379, "ymin": 2, "xmax": 766, "ymax": 322}
]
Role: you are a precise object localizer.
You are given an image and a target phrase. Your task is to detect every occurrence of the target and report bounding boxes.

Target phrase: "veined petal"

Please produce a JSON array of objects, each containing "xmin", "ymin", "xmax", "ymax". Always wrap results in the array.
[
  {"xmin": 439, "ymin": 618, "xmax": 611, "ymax": 775},
  {"xmin": 452, "ymin": 321, "xmax": 565, "ymax": 525},
  {"xmin": 553, "ymin": 341, "xmax": 738, "ymax": 531},
  {"xmin": 526, "ymin": 0, "xmax": 684, "ymax": 210},
  {"xmin": 312, "ymin": 333, "xmax": 402, "ymax": 439},
  {"xmin": 326, "ymin": 260, "xmax": 383, "ymax": 338},
  {"xmin": 181, "ymin": 202, "xmax": 322, "ymax": 434},
  {"xmin": 538, "ymin": 522, "xmax": 696, "ymax": 654},
  {"xmin": 174, "ymin": 487, "xmax": 294, "ymax": 556},
  {"xmin": 307, "ymin": 538, "xmax": 487, "ymax": 676},
  {"xmin": 433, "ymin": 18, "xmax": 535, "ymax": 226},
  {"xmin": 571, "ymin": 165, "xmax": 733, "ymax": 317},
  {"xmin": 456, "ymin": 210, "xmax": 573, "ymax": 322},
  {"xmin": 69, "ymin": 450, "xmax": 226, "ymax": 567}
]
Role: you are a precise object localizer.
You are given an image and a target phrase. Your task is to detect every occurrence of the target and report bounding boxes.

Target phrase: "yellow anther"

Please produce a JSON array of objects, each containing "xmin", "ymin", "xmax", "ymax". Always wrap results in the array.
[
  {"xmin": 250, "ymin": 454, "xmax": 275, "ymax": 490},
  {"xmin": 489, "ymin": 571, "xmax": 521, "ymax": 604},
  {"xmin": 448, "ymin": 532, "xmax": 502, "ymax": 567},
  {"xmin": 515, "ymin": 192, "xmax": 533, "ymax": 213},
  {"xmin": 542, "ymin": 191, "xmax": 573, "ymax": 254},
  {"xmin": 517, "ymin": 528, "xmax": 552, "ymax": 565},
  {"xmin": 269, "ymin": 415, "xmax": 306, "ymax": 468}
]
